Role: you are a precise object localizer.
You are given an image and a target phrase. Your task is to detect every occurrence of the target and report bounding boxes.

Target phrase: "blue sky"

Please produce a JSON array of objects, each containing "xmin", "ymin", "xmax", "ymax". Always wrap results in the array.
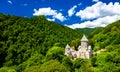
[{"xmin": 0, "ymin": 0, "xmax": 120, "ymax": 28}]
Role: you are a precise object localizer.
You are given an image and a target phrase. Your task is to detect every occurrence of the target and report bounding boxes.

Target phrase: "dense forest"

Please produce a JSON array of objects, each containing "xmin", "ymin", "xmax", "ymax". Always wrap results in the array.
[
  {"xmin": 0, "ymin": 13, "xmax": 120, "ymax": 72},
  {"xmin": 75, "ymin": 27, "xmax": 102, "ymax": 36},
  {"xmin": 89, "ymin": 20, "xmax": 120, "ymax": 72},
  {"xmin": 0, "ymin": 13, "xmax": 83, "ymax": 72}
]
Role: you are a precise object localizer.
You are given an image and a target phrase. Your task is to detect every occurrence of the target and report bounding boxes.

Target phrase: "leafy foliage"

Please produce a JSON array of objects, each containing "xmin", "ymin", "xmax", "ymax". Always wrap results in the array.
[
  {"xmin": 1, "ymin": 13, "xmax": 120, "ymax": 72},
  {"xmin": 75, "ymin": 27, "xmax": 102, "ymax": 36},
  {"xmin": 91, "ymin": 20, "xmax": 120, "ymax": 51},
  {"xmin": 39, "ymin": 60, "xmax": 68, "ymax": 72},
  {"xmin": 45, "ymin": 46, "xmax": 64, "ymax": 62},
  {"xmin": 0, "ymin": 13, "xmax": 82, "ymax": 72},
  {"xmin": 89, "ymin": 20, "xmax": 120, "ymax": 72}
]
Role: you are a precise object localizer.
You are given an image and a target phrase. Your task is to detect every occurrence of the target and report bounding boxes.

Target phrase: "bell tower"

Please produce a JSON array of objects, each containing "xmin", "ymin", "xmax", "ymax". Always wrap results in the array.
[
  {"xmin": 80, "ymin": 35, "xmax": 88, "ymax": 51},
  {"xmin": 64, "ymin": 35, "xmax": 92, "ymax": 59}
]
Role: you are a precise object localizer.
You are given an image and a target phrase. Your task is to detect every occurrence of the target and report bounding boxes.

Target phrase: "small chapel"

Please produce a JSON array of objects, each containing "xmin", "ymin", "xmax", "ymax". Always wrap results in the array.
[{"xmin": 65, "ymin": 35, "xmax": 92, "ymax": 59}]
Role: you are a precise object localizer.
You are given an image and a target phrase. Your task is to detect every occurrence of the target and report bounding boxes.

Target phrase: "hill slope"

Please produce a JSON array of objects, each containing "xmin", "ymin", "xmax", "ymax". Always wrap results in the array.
[
  {"xmin": 75, "ymin": 27, "xmax": 102, "ymax": 35},
  {"xmin": 90, "ymin": 20, "xmax": 120, "ymax": 72},
  {"xmin": 0, "ymin": 13, "xmax": 82, "ymax": 71},
  {"xmin": 1, "ymin": 13, "xmax": 120, "ymax": 72},
  {"xmin": 91, "ymin": 20, "xmax": 120, "ymax": 51}
]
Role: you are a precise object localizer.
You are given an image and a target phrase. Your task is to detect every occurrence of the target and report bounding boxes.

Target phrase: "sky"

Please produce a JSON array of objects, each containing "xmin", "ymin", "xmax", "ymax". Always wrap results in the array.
[{"xmin": 0, "ymin": 0, "xmax": 120, "ymax": 29}]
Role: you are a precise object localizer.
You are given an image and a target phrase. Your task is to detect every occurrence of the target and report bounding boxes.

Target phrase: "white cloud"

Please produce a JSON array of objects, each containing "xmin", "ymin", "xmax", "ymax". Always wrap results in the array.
[
  {"xmin": 47, "ymin": 18, "xmax": 55, "ymax": 21},
  {"xmin": 76, "ymin": 2, "xmax": 120, "ymax": 20},
  {"xmin": 33, "ymin": 7, "xmax": 57, "ymax": 16},
  {"xmin": 8, "ymin": 0, "xmax": 13, "ymax": 4},
  {"xmin": 33, "ymin": 7, "xmax": 66, "ymax": 22},
  {"xmin": 92, "ymin": 0, "xmax": 100, "ymax": 2},
  {"xmin": 67, "ymin": 2, "xmax": 120, "ymax": 28},
  {"xmin": 53, "ymin": 13, "xmax": 66, "ymax": 22},
  {"xmin": 68, "ymin": 5, "xmax": 77, "ymax": 17},
  {"xmin": 66, "ymin": 15, "xmax": 120, "ymax": 29}
]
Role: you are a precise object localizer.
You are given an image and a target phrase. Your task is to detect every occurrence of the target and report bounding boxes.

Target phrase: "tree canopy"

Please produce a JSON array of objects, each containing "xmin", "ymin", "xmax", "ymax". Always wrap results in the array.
[{"xmin": 0, "ymin": 13, "xmax": 120, "ymax": 72}]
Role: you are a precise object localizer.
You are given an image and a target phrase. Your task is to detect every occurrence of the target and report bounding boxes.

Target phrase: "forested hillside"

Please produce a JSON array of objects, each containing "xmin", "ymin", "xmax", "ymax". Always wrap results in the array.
[
  {"xmin": 0, "ymin": 13, "xmax": 83, "ymax": 72},
  {"xmin": 0, "ymin": 13, "xmax": 120, "ymax": 72},
  {"xmin": 75, "ymin": 27, "xmax": 102, "ymax": 35},
  {"xmin": 90, "ymin": 20, "xmax": 120, "ymax": 72},
  {"xmin": 90, "ymin": 20, "xmax": 120, "ymax": 51}
]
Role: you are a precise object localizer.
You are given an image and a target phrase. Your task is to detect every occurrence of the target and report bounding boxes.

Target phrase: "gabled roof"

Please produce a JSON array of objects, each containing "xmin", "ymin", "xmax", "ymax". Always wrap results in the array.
[
  {"xmin": 65, "ymin": 44, "xmax": 71, "ymax": 49},
  {"xmin": 81, "ymin": 35, "xmax": 88, "ymax": 41}
]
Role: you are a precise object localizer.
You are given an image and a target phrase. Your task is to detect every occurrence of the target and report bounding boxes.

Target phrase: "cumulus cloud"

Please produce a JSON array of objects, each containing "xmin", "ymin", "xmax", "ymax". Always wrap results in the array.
[
  {"xmin": 53, "ymin": 13, "xmax": 66, "ymax": 22},
  {"xmin": 66, "ymin": 0, "xmax": 120, "ymax": 29},
  {"xmin": 65, "ymin": 2, "xmax": 120, "ymax": 29},
  {"xmin": 8, "ymin": 0, "xmax": 13, "ymax": 4},
  {"xmin": 33, "ymin": 7, "xmax": 66, "ymax": 22},
  {"xmin": 92, "ymin": 0, "xmax": 100, "ymax": 2},
  {"xmin": 68, "ymin": 5, "xmax": 77, "ymax": 17},
  {"xmin": 47, "ymin": 18, "xmax": 55, "ymax": 21},
  {"xmin": 33, "ymin": 7, "xmax": 57, "ymax": 16},
  {"xmin": 76, "ymin": 2, "xmax": 120, "ymax": 20},
  {"xmin": 66, "ymin": 15, "xmax": 120, "ymax": 29}
]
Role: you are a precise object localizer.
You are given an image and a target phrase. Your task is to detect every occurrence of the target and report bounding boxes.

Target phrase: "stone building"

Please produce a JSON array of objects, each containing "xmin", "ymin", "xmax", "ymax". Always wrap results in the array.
[{"xmin": 65, "ymin": 35, "xmax": 92, "ymax": 59}]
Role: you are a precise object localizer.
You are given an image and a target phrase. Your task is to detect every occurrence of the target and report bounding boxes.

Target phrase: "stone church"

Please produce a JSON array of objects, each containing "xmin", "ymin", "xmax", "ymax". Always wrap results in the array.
[{"xmin": 65, "ymin": 35, "xmax": 92, "ymax": 59}]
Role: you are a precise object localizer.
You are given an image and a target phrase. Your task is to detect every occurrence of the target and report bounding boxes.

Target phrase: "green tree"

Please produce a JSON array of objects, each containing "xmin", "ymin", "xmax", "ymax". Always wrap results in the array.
[
  {"xmin": 45, "ymin": 46, "xmax": 64, "ymax": 62},
  {"xmin": 23, "ymin": 65, "xmax": 41, "ymax": 72},
  {"xmin": 0, "ymin": 67, "xmax": 16, "ymax": 72},
  {"xmin": 40, "ymin": 60, "xmax": 68, "ymax": 72},
  {"xmin": 62, "ymin": 57, "xmax": 73, "ymax": 71}
]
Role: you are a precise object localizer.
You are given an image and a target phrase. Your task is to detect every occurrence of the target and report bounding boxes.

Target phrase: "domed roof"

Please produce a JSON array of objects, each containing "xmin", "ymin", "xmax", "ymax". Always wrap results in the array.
[{"xmin": 81, "ymin": 35, "xmax": 88, "ymax": 41}]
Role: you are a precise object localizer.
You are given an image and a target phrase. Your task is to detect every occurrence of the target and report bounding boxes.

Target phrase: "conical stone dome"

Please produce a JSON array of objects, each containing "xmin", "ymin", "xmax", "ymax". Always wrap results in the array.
[
  {"xmin": 81, "ymin": 35, "xmax": 88, "ymax": 42},
  {"xmin": 65, "ymin": 44, "xmax": 70, "ymax": 49}
]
